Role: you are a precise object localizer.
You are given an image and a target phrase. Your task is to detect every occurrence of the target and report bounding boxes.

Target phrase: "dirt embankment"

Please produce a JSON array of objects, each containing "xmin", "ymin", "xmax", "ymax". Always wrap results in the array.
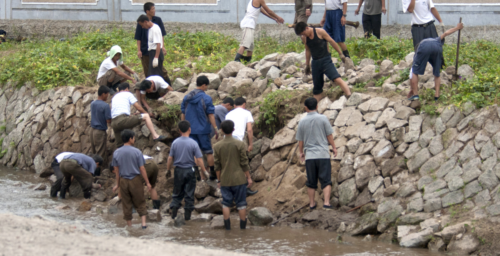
[{"xmin": 0, "ymin": 213, "xmax": 250, "ymax": 256}]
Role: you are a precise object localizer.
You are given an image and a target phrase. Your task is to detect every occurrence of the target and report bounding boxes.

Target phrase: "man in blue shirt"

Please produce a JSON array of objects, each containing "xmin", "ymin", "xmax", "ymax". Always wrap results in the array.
[
  {"xmin": 407, "ymin": 22, "xmax": 463, "ymax": 101},
  {"xmin": 181, "ymin": 75, "xmax": 219, "ymax": 180},
  {"xmin": 134, "ymin": 2, "xmax": 171, "ymax": 85},
  {"xmin": 112, "ymin": 129, "xmax": 152, "ymax": 229},
  {"xmin": 90, "ymin": 86, "xmax": 112, "ymax": 167},
  {"xmin": 59, "ymin": 153, "xmax": 103, "ymax": 199},
  {"xmin": 167, "ymin": 121, "xmax": 208, "ymax": 221}
]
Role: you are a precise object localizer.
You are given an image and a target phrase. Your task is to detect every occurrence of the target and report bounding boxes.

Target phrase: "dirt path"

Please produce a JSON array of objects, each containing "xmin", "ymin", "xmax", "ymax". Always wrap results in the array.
[{"xmin": 0, "ymin": 213, "xmax": 250, "ymax": 256}]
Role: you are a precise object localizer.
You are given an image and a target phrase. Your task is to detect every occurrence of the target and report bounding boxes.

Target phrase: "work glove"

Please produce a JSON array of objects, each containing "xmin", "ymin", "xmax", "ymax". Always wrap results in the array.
[
  {"xmin": 305, "ymin": 65, "xmax": 311, "ymax": 75},
  {"xmin": 152, "ymin": 58, "xmax": 159, "ymax": 68}
]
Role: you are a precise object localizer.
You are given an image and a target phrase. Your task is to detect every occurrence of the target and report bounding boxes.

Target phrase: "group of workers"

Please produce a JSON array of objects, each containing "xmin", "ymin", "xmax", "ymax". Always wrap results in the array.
[{"xmin": 47, "ymin": 0, "xmax": 464, "ymax": 230}]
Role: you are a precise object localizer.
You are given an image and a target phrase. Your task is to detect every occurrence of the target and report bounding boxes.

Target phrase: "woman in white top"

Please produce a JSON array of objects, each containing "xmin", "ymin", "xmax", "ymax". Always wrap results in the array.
[{"xmin": 97, "ymin": 45, "xmax": 139, "ymax": 92}]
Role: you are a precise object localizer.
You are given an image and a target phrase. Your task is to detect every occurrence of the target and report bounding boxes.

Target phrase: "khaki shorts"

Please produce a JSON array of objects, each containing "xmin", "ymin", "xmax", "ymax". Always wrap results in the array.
[
  {"xmin": 97, "ymin": 69, "xmax": 129, "ymax": 87},
  {"xmin": 240, "ymin": 27, "xmax": 255, "ymax": 52},
  {"xmin": 111, "ymin": 114, "xmax": 142, "ymax": 147}
]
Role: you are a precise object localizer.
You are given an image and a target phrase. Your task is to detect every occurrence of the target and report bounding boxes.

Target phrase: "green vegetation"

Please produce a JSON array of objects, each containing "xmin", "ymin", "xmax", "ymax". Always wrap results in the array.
[
  {"xmin": 0, "ymin": 29, "xmax": 499, "ymax": 110},
  {"xmin": 256, "ymin": 90, "xmax": 300, "ymax": 136},
  {"xmin": 159, "ymin": 104, "xmax": 181, "ymax": 126}
]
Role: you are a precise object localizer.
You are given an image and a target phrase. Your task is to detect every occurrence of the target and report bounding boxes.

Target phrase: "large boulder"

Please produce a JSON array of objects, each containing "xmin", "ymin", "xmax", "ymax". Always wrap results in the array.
[
  {"xmin": 248, "ymin": 207, "xmax": 274, "ymax": 226},
  {"xmin": 270, "ymin": 128, "xmax": 296, "ymax": 150},
  {"xmin": 339, "ymin": 178, "xmax": 359, "ymax": 206},
  {"xmin": 194, "ymin": 197, "xmax": 223, "ymax": 214},
  {"xmin": 219, "ymin": 61, "xmax": 246, "ymax": 79}
]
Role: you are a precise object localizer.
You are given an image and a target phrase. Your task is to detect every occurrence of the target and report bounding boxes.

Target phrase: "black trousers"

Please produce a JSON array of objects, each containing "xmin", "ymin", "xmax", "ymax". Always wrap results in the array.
[
  {"xmin": 50, "ymin": 158, "xmax": 63, "ymax": 197},
  {"xmin": 411, "ymin": 22, "xmax": 438, "ymax": 50},
  {"xmin": 362, "ymin": 13, "xmax": 382, "ymax": 39},
  {"xmin": 170, "ymin": 167, "xmax": 197, "ymax": 210},
  {"xmin": 148, "ymin": 50, "xmax": 165, "ymax": 78}
]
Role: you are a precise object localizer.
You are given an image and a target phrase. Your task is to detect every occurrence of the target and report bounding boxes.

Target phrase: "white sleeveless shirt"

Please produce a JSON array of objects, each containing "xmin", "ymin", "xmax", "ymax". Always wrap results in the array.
[{"xmin": 240, "ymin": 0, "xmax": 261, "ymax": 29}]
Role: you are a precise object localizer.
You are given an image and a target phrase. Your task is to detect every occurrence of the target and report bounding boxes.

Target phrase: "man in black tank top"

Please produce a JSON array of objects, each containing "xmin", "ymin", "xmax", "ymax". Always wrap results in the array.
[{"xmin": 295, "ymin": 22, "xmax": 352, "ymax": 102}]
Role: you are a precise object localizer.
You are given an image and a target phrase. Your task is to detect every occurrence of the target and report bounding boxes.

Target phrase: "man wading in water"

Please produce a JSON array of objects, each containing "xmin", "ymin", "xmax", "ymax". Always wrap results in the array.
[{"xmin": 295, "ymin": 22, "xmax": 351, "ymax": 102}]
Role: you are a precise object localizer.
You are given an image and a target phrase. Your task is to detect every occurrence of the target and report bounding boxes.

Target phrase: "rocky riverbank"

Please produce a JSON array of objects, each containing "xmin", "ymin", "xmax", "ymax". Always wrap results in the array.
[{"xmin": 0, "ymin": 50, "xmax": 498, "ymax": 255}]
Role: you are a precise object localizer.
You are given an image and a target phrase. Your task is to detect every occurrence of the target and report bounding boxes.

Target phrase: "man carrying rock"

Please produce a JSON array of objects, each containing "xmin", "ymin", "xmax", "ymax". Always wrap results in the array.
[
  {"xmin": 354, "ymin": 0, "xmax": 386, "ymax": 39},
  {"xmin": 143, "ymin": 155, "xmax": 160, "ymax": 210},
  {"xmin": 214, "ymin": 120, "xmax": 252, "ymax": 230},
  {"xmin": 58, "ymin": 153, "xmax": 103, "ymax": 199},
  {"xmin": 111, "ymin": 83, "xmax": 166, "ymax": 148},
  {"xmin": 320, "ymin": 0, "xmax": 351, "ymax": 58},
  {"xmin": 97, "ymin": 45, "xmax": 139, "ymax": 93},
  {"xmin": 167, "ymin": 121, "xmax": 208, "ymax": 221},
  {"xmin": 225, "ymin": 97, "xmax": 258, "ymax": 196},
  {"xmin": 403, "ymin": 0, "xmax": 444, "ymax": 50},
  {"xmin": 296, "ymin": 97, "xmax": 337, "ymax": 210},
  {"xmin": 235, "ymin": 0, "xmax": 284, "ymax": 62},
  {"xmin": 90, "ymin": 86, "xmax": 112, "ymax": 167},
  {"xmin": 134, "ymin": 2, "xmax": 171, "ymax": 84},
  {"xmin": 211, "ymin": 97, "xmax": 234, "ymax": 138},
  {"xmin": 112, "ymin": 129, "xmax": 151, "ymax": 229},
  {"xmin": 135, "ymin": 75, "xmax": 173, "ymax": 115},
  {"xmin": 407, "ymin": 22, "xmax": 464, "ymax": 101},
  {"xmin": 181, "ymin": 75, "xmax": 218, "ymax": 180},
  {"xmin": 137, "ymin": 15, "xmax": 167, "ymax": 80},
  {"xmin": 294, "ymin": 22, "xmax": 351, "ymax": 102}
]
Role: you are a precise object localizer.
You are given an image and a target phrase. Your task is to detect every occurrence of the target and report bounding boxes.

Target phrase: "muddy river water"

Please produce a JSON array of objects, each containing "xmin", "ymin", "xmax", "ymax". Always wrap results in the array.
[{"xmin": 0, "ymin": 167, "xmax": 444, "ymax": 256}]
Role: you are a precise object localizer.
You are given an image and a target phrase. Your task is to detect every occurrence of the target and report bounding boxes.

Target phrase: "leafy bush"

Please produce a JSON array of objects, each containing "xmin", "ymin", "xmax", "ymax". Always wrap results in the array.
[{"xmin": 256, "ymin": 90, "xmax": 296, "ymax": 136}]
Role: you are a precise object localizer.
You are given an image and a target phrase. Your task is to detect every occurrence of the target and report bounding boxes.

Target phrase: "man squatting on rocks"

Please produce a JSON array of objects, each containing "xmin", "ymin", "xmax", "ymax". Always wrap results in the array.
[
  {"xmin": 235, "ymin": 0, "xmax": 284, "ymax": 63},
  {"xmin": 167, "ymin": 121, "xmax": 208, "ymax": 221},
  {"xmin": 110, "ymin": 83, "xmax": 166, "ymax": 148},
  {"xmin": 225, "ymin": 97, "xmax": 258, "ymax": 196},
  {"xmin": 403, "ymin": 0, "xmax": 444, "ymax": 51},
  {"xmin": 295, "ymin": 22, "xmax": 352, "ymax": 102},
  {"xmin": 181, "ymin": 76, "xmax": 218, "ymax": 180},
  {"xmin": 354, "ymin": 0, "xmax": 386, "ymax": 39},
  {"xmin": 321, "ymin": 0, "xmax": 351, "ymax": 58},
  {"xmin": 296, "ymin": 98, "xmax": 337, "ymax": 210},
  {"xmin": 50, "ymin": 152, "xmax": 103, "ymax": 199},
  {"xmin": 90, "ymin": 86, "xmax": 112, "ymax": 167},
  {"xmin": 112, "ymin": 129, "xmax": 152, "ymax": 229},
  {"xmin": 407, "ymin": 22, "xmax": 464, "ymax": 102},
  {"xmin": 135, "ymin": 2, "xmax": 171, "ymax": 85},
  {"xmin": 137, "ymin": 15, "xmax": 167, "ymax": 81},
  {"xmin": 214, "ymin": 120, "xmax": 252, "ymax": 230},
  {"xmin": 97, "ymin": 45, "xmax": 139, "ymax": 93},
  {"xmin": 135, "ymin": 75, "xmax": 173, "ymax": 116},
  {"xmin": 210, "ymin": 97, "xmax": 234, "ymax": 138}
]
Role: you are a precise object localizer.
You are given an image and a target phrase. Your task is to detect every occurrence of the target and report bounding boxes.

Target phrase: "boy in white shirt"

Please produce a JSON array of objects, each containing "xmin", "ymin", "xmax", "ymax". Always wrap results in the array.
[
  {"xmin": 97, "ymin": 45, "xmax": 139, "ymax": 92},
  {"xmin": 225, "ymin": 97, "xmax": 258, "ymax": 196},
  {"xmin": 137, "ymin": 15, "xmax": 166, "ymax": 80},
  {"xmin": 403, "ymin": 0, "xmax": 443, "ymax": 50},
  {"xmin": 135, "ymin": 75, "xmax": 173, "ymax": 115},
  {"xmin": 110, "ymin": 83, "xmax": 166, "ymax": 147}
]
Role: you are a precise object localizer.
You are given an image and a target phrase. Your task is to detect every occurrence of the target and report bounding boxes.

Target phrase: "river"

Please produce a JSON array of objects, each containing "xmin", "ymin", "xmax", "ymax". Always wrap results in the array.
[{"xmin": 0, "ymin": 167, "xmax": 443, "ymax": 256}]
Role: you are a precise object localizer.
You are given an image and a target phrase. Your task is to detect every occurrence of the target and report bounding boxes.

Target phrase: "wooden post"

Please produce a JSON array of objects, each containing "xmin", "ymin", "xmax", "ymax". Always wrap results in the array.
[{"xmin": 454, "ymin": 17, "xmax": 463, "ymax": 80}]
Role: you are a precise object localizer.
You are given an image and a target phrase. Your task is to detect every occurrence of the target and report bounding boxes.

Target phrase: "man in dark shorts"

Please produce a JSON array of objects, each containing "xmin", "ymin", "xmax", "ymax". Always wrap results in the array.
[
  {"xmin": 214, "ymin": 120, "xmax": 252, "ymax": 230},
  {"xmin": 112, "ymin": 129, "xmax": 152, "ymax": 229},
  {"xmin": 354, "ymin": 0, "xmax": 386, "ymax": 39},
  {"xmin": 296, "ymin": 98, "xmax": 337, "ymax": 210},
  {"xmin": 134, "ymin": 2, "xmax": 171, "ymax": 84},
  {"xmin": 59, "ymin": 153, "xmax": 103, "ymax": 199},
  {"xmin": 110, "ymin": 83, "xmax": 166, "ymax": 147},
  {"xmin": 403, "ymin": 0, "xmax": 444, "ymax": 50},
  {"xmin": 321, "ymin": 0, "xmax": 350, "ymax": 58},
  {"xmin": 295, "ymin": 22, "xmax": 351, "ymax": 102},
  {"xmin": 90, "ymin": 86, "xmax": 112, "ymax": 166},
  {"xmin": 407, "ymin": 22, "xmax": 464, "ymax": 101},
  {"xmin": 167, "ymin": 121, "xmax": 208, "ymax": 221},
  {"xmin": 143, "ymin": 155, "xmax": 160, "ymax": 209},
  {"xmin": 181, "ymin": 75, "xmax": 219, "ymax": 180}
]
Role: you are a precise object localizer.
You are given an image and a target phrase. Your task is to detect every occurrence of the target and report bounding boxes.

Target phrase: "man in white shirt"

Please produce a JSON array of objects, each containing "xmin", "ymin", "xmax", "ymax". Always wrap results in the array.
[
  {"xmin": 321, "ymin": 0, "xmax": 350, "ymax": 58},
  {"xmin": 134, "ymin": 75, "xmax": 173, "ymax": 115},
  {"xmin": 110, "ymin": 83, "xmax": 166, "ymax": 147},
  {"xmin": 235, "ymin": 0, "xmax": 284, "ymax": 63},
  {"xmin": 225, "ymin": 97, "xmax": 258, "ymax": 196},
  {"xmin": 137, "ymin": 15, "xmax": 166, "ymax": 80},
  {"xmin": 403, "ymin": 0, "xmax": 443, "ymax": 50},
  {"xmin": 97, "ymin": 45, "xmax": 139, "ymax": 93}
]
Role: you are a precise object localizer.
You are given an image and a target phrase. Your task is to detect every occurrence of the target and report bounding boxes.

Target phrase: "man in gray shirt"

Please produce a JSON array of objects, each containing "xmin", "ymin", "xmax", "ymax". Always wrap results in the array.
[
  {"xmin": 59, "ymin": 153, "xmax": 103, "ymax": 199},
  {"xmin": 112, "ymin": 129, "xmax": 152, "ymax": 229},
  {"xmin": 296, "ymin": 97, "xmax": 337, "ymax": 210},
  {"xmin": 211, "ymin": 97, "xmax": 234, "ymax": 137},
  {"xmin": 167, "ymin": 120, "xmax": 208, "ymax": 221},
  {"xmin": 355, "ymin": 0, "xmax": 386, "ymax": 39}
]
